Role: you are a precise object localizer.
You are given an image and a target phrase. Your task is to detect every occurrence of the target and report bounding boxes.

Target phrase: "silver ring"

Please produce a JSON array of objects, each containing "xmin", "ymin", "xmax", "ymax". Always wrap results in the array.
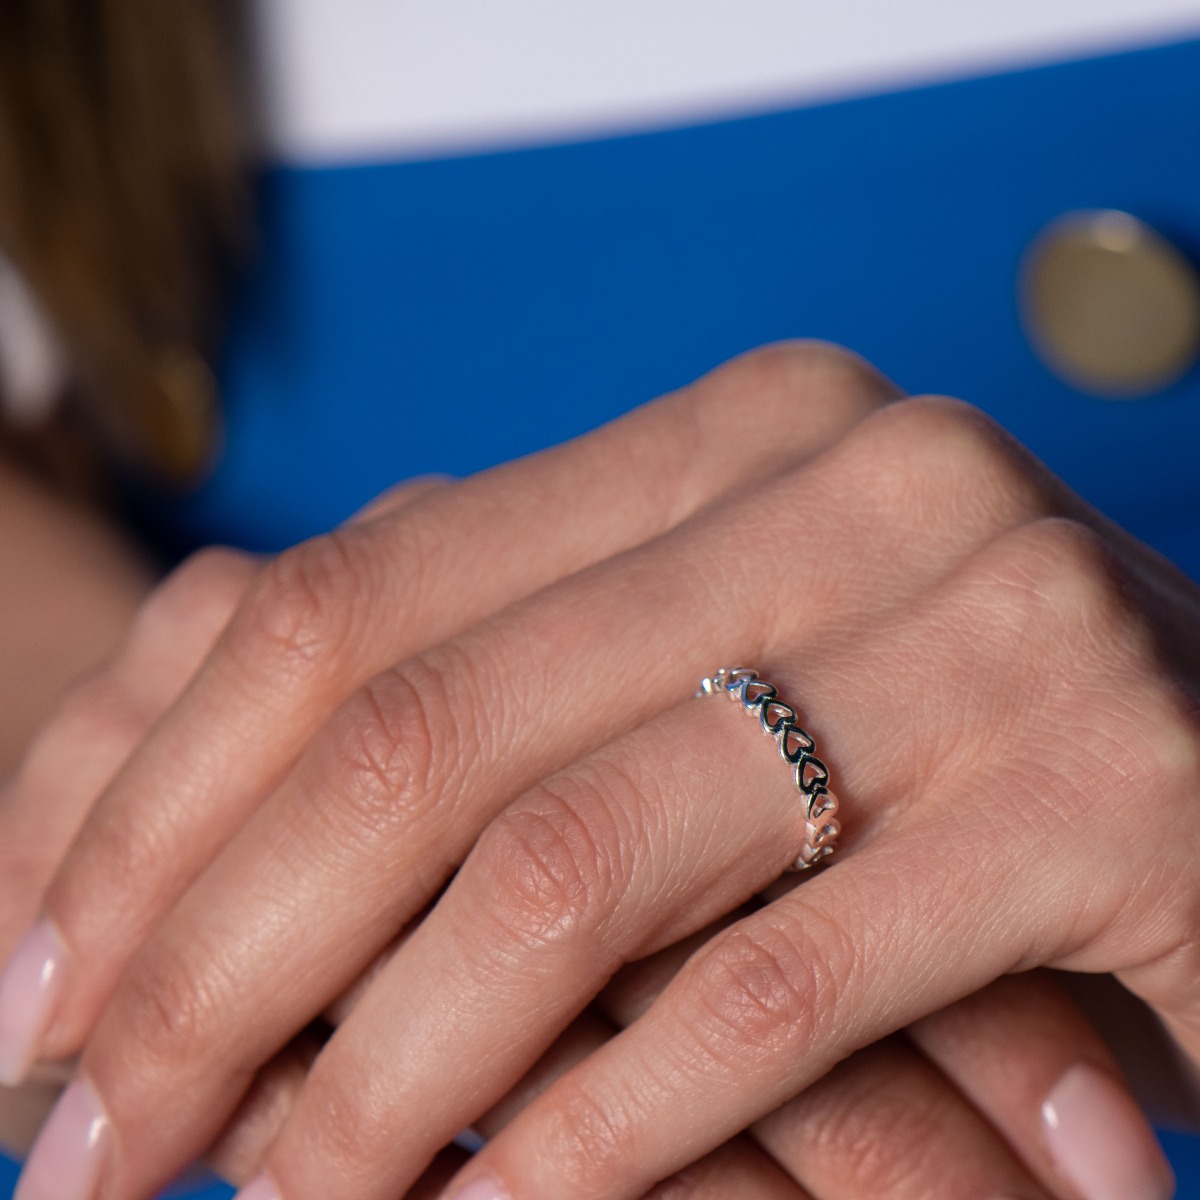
[{"xmin": 696, "ymin": 668, "xmax": 840, "ymax": 871}]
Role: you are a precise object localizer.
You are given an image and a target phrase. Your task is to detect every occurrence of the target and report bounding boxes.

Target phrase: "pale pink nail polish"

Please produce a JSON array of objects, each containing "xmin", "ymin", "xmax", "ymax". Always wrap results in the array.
[
  {"xmin": 0, "ymin": 919, "xmax": 69, "ymax": 1086},
  {"xmin": 14, "ymin": 1076, "xmax": 110, "ymax": 1200},
  {"xmin": 443, "ymin": 1176, "xmax": 510, "ymax": 1200},
  {"xmin": 232, "ymin": 1173, "xmax": 281, "ymax": 1200},
  {"xmin": 1042, "ymin": 1062, "xmax": 1175, "ymax": 1200}
]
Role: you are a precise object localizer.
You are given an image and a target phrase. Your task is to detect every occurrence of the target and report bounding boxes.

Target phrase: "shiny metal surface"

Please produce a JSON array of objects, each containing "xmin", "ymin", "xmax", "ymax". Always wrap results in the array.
[{"xmin": 697, "ymin": 668, "xmax": 840, "ymax": 871}]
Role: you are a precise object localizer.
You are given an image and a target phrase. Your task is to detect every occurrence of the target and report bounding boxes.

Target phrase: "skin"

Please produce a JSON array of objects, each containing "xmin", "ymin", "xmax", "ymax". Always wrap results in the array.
[
  {"xmin": 2, "ymin": 342, "xmax": 1193, "ymax": 1199},
  {"xmin": 0, "ymin": 455, "xmax": 1005, "ymax": 1200},
  {"xmin": 0, "ymin": 456, "xmax": 153, "ymax": 1154}
]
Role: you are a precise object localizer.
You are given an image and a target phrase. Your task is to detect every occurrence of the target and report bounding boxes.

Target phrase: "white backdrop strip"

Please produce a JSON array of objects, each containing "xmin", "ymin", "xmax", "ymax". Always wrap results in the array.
[{"xmin": 254, "ymin": 0, "xmax": 1200, "ymax": 164}]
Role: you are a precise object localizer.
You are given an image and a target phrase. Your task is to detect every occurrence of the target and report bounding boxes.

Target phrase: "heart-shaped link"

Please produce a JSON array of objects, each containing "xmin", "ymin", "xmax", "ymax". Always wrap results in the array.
[
  {"xmin": 807, "ymin": 789, "xmax": 839, "ymax": 821},
  {"xmin": 760, "ymin": 700, "xmax": 797, "ymax": 735},
  {"xmin": 697, "ymin": 667, "xmax": 841, "ymax": 872},
  {"xmin": 739, "ymin": 679, "xmax": 777, "ymax": 710},
  {"xmin": 779, "ymin": 725, "xmax": 815, "ymax": 765},
  {"xmin": 796, "ymin": 756, "xmax": 830, "ymax": 797}
]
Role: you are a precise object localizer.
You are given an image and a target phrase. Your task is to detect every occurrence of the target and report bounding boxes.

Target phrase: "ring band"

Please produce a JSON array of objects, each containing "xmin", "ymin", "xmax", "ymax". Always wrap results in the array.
[{"xmin": 696, "ymin": 668, "xmax": 841, "ymax": 871}]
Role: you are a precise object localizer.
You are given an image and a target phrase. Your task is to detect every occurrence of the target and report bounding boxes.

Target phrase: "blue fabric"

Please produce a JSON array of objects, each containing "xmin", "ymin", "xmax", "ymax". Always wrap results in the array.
[
  {"xmin": 11, "ymin": 34, "xmax": 1200, "ymax": 1199},
  {"xmin": 145, "ymin": 36, "xmax": 1200, "ymax": 588}
]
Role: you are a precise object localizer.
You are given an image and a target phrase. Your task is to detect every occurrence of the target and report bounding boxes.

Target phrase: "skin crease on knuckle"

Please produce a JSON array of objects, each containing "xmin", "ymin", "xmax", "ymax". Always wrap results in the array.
[
  {"xmin": 474, "ymin": 773, "xmax": 633, "ymax": 959},
  {"xmin": 677, "ymin": 915, "xmax": 847, "ymax": 1080},
  {"xmin": 319, "ymin": 664, "xmax": 452, "ymax": 854},
  {"xmin": 232, "ymin": 531, "xmax": 374, "ymax": 683}
]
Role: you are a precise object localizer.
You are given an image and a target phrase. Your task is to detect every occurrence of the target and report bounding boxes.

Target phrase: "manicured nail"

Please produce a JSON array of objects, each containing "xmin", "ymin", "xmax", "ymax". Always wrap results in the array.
[
  {"xmin": 233, "ymin": 1174, "xmax": 282, "ymax": 1200},
  {"xmin": 14, "ymin": 1075, "xmax": 110, "ymax": 1200},
  {"xmin": 0, "ymin": 919, "xmax": 69, "ymax": 1086},
  {"xmin": 1042, "ymin": 1062, "xmax": 1175, "ymax": 1200},
  {"xmin": 443, "ymin": 1176, "xmax": 510, "ymax": 1200}
]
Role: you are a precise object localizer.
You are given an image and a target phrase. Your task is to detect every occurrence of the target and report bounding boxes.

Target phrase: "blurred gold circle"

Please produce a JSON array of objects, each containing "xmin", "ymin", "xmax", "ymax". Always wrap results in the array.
[
  {"xmin": 146, "ymin": 345, "xmax": 222, "ymax": 483},
  {"xmin": 1021, "ymin": 210, "xmax": 1200, "ymax": 398}
]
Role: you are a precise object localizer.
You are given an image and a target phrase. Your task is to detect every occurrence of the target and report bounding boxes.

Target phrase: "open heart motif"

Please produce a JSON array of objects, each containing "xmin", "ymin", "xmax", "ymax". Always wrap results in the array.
[
  {"xmin": 807, "ymin": 789, "xmax": 839, "ymax": 821},
  {"xmin": 795, "ymin": 756, "xmax": 830, "ymax": 796},
  {"xmin": 759, "ymin": 700, "xmax": 797, "ymax": 735},
  {"xmin": 795, "ymin": 841, "xmax": 835, "ymax": 868},
  {"xmin": 739, "ymin": 678, "xmax": 777, "ymax": 710},
  {"xmin": 720, "ymin": 668, "xmax": 758, "ymax": 696},
  {"xmin": 809, "ymin": 817, "xmax": 841, "ymax": 849},
  {"xmin": 699, "ymin": 667, "xmax": 841, "ymax": 870},
  {"xmin": 779, "ymin": 725, "xmax": 815, "ymax": 764}
]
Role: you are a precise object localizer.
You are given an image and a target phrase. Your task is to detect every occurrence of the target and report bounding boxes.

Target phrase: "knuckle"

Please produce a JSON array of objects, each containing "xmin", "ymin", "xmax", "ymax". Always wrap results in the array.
[
  {"xmin": 23, "ymin": 675, "xmax": 141, "ymax": 780},
  {"xmin": 978, "ymin": 518, "xmax": 1138, "ymax": 657},
  {"xmin": 847, "ymin": 394, "xmax": 1045, "ymax": 518},
  {"xmin": 234, "ymin": 532, "xmax": 368, "ymax": 674},
  {"xmin": 684, "ymin": 915, "xmax": 844, "ymax": 1065},
  {"xmin": 105, "ymin": 937, "xmax": 230, "ymax": 1080},
  {"xmin": 302, "ymin": 1052, "xmax": 398, "ymax": 1183},
  {"xmin": 802, "ymin": 1056, "xmax": 946, "ymax": 1196},
  {"xmin": 158, "ymin": 546, "xmax": 257, "ymax": 614},
  {"xmin": 716, "ymin": 340, "xmax": 900, "ymax": 428},
  {"xmin": 321, "ymin": 660, "xmax": 457, "ymax": 846},
  {"xmin": 540, "ymin": 1077, "xmax": 633, "ymax": 1190},
  {"xmin": 734, "ymin": 340, "xmax": 898, "ymax": 403},
  {"xmin": 481, "ymin": 771, "xmax": 628, "ymax": 951},
  {"xmin": 966, "ymin": 518, "xmax": 1200, "ymax": 830}
]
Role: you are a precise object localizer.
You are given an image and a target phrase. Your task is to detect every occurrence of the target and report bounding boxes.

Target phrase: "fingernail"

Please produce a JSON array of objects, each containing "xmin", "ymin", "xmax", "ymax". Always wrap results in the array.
[
  {"xmin": 1042, "ymin": 1062, "xmax": 1175, "ymax": 1200},
  {"xmin": 0, "ymin": 919, "xmax": 69, "ymax": 1085},
  {"xmin": 442, "ymin": 1176, "xmax": 511, "ymax": 1200},
  {"xmin": 14, "ymin": 1075, "xmax": 110, "ymax": 1200},
  {"xmin": 233, "ymin": 1174, "xmax": 282, "ymax": 1200}
]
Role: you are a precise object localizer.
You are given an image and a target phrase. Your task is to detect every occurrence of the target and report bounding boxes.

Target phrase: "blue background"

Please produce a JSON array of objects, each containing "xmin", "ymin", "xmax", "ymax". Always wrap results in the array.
[{"xmin": 150, "ymin": 36, "xmax": 1200, "ymax": 584}]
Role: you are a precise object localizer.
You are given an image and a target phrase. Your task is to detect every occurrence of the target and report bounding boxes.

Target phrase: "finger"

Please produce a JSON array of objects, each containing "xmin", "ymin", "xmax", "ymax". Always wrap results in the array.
[
  {"xmin": 345, "ymin": 475, "xmax": 455, "ymax": 525},
  {"xmin": 755, "ymin": 1036, "xmax": 1058, "ymax": 1200},
  {"xmin": 1055, "ymin": 971, "xmax": 1200, "ymax": 1129},
  {"xmin": 0, "ymin": 472, "xmax": 441, "ymax": 964},
  {"xmin": 1, "ymin": 547, "xmax": 255, "ymax": 932},
  {"xmin": 204, "ymin": 1028, "xmax": 326, "ymax": 1188},
  {"xmin": 597, "ymin": 915, "xmax": 1156, "ymax": 1200},
  {"xmin": 0, "ymin": 547, "xmax": 255, "ymax": 1086},
  {"xmin": 209, "ymin": 983, "xmax": 806, "ymax": 1200},
  {"xmin": 583, "ymin": 897, "xmax": 1155, "ymax": 1200},
  {"xmin": 474, "ymin": 1013, "xmax": 808, "ymax": 1200},
  {"xmin": 31, "ymin": 342, "xmax": 899, "ymax": 1059},
  {"xmin": 433, "ymin": 519, "xmax": 1190, "ymax": 1200},
  {"xmin": 910, "ymin": 972, "xmax": 1174, "ymax": 1200},
  {"xmin": 59, "ymin": 397, "xmax": 1082, "ymax": 1195}
]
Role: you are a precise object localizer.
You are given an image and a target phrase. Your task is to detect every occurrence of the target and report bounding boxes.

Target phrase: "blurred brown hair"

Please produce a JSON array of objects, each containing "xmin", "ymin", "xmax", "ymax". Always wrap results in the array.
[{"xmin": 0, "ymin": 0, "xmax": 253, "ymax": 482}]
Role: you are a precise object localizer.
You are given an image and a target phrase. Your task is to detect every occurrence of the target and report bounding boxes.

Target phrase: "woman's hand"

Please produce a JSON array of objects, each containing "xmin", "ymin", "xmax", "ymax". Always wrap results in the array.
[
  {"xmin": 0, "ymin": 343, "xmax": 1189, "ymax": 1200},
  {"xmin": 0, "ymin": 399, "xmax": 1119, "ymax": 1200}
]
